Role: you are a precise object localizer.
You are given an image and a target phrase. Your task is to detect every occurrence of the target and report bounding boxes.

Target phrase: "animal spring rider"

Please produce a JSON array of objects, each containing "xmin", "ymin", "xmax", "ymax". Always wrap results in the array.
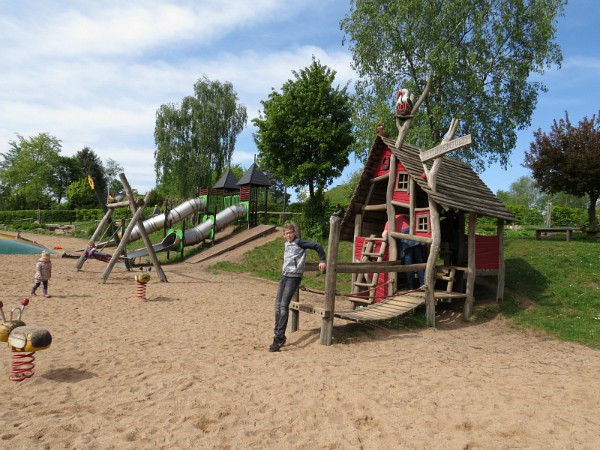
[
  {"xmin": 135, "ymin": 267, "xmax": 151, "ymax": 300},
  {"xmin": 0, "ymin": 299, "xmax": 52, "ymax": 382}
]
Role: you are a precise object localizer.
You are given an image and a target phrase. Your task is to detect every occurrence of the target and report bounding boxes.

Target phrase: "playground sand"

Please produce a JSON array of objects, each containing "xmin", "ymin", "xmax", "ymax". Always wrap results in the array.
[{"xmin": 0, "ymin": 232, "xmax": 599, "ymax": 449}]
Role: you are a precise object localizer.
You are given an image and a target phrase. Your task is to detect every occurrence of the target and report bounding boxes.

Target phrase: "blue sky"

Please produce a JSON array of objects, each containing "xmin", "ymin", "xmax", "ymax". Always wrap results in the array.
[{"xmin": 1, "ymin": 0, "xmax": 598, "ymax": 200}]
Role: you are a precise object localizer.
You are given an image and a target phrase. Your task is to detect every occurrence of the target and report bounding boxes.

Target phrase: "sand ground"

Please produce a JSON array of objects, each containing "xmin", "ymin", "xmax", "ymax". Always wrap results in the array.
[{"xmin": 0, "ymin": 231, "xmax": 598, "ymax": 449}]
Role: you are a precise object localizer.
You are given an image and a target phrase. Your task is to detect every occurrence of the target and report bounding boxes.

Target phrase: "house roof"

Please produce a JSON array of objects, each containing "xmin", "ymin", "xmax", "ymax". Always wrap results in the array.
[
  {"xmin": 237, "ymin": 163, "xmax": 271, "ymax": 187},
  {"xmin": 212, "ymin": 169, "xmax": 239, "ymax": 190},
  {"xmin": 339, "ymin": 135, "xmax": 515, "ymax": 241}
]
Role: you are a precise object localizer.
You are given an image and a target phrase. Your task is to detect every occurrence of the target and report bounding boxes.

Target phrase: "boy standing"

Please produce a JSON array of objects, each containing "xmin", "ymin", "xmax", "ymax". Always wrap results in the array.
[{"xmin": 270, "ymin": 222, "xmax": 326, "ymax": 352}]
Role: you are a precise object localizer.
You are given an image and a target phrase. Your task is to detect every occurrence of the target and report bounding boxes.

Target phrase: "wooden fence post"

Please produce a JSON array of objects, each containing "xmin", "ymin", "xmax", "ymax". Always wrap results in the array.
[{"xmin": 320, "ymin": 217, "xmax": 341, "ymax": 345}]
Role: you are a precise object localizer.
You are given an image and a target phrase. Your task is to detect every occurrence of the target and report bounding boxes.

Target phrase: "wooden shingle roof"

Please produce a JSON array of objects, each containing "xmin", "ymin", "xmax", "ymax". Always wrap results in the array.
[{"xmin": 339, "ymin": 136, "xmax": 515, "ymax": 241}]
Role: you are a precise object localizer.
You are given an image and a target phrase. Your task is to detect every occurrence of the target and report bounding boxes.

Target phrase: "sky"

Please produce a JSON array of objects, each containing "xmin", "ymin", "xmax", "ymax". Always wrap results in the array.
[{"xmin": 1, "ymin": 0, "xmax": 598, "ymax": 201}]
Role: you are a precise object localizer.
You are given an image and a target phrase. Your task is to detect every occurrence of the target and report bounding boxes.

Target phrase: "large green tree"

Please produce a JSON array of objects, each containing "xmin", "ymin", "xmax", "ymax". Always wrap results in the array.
[
  {"xmin": 0, "ymin": 133, "xmax": 62, "ymax": 209},
  {"xmin": 77, "ymin": 147, "xmax": 109, "ymax": 211},
  {"xmin": 341, "ymin": 0, "xmax": 566, "ymax": 170},
  {"xmin": 252, "ymin": 57, "xmax": 354, "ymax": 200},
  {"xmin": 524, "ymin": 112, "xmax": 600, "ymax": 230},
  {"xmin": 52, "ymin": 155, "xmax": 84, "ymax": 204},
  {"xmin": 154, "ymin": 77, "xmax": 247, "ymax": 198}
]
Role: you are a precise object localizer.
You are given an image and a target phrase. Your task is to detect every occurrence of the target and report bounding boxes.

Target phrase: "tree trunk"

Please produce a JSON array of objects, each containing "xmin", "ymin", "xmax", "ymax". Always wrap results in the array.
[{"xmin": 588, "ymin": 191, "xmax": 599, "ymax": 231}]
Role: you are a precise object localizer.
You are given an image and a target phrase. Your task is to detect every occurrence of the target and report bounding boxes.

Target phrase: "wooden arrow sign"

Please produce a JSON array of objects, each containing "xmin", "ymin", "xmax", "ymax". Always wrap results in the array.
[{"xmin": 420, "ymin": 134, "xmax": 472, "ymax": 162}]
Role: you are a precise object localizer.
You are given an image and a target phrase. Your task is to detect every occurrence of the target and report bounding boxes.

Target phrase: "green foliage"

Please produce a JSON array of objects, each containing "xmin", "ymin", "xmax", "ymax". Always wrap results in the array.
[
  {"xmin": 66, "ymin": 178, "xmax": 98, "ymax": 209},
  {"xmin": 77, "ymin": 147, "xmax": 110, "ymax": 210},
  {"xmin": 341, "ymin": 0, "xmax": 566, "ymax": 170},
  {"xmin": 154, "ymin": 76, "xmax": 247, "ymax": 198},
  {"xmin": 0, "ymin": 133, "xmax": 63, "ymax": 209},
  {"xmin": 551, "ymin": 206, "xmax": 588, "ymax": 228},
  {"xmin": 525, "ymin": 112, "xmax": 600, "ymax": 230},
  {"xmin": 298, "ymin": 192, "xmax": 330, "ymax": 239},
  {"xmin": 252, "ymin": 57, "xmax": 354, "ymax": 199},
  {"xmin": 505, "ymin": 204, "xmax": 544, "ymax": 226}
]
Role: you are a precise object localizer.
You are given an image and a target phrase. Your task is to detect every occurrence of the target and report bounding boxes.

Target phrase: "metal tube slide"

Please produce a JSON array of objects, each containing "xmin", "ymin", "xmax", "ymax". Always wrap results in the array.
[
  {"xmin": 126, "ymin": 197, "xmax": 205, "ymax": 242},
  {"xmin": 183, "ymin": 204, "xmax": 247, "ymax": 245}
]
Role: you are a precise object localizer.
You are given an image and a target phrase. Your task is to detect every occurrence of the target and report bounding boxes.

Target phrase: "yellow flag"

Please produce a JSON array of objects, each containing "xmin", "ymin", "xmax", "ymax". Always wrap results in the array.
[{"xmin": 88, "ymin": 175, "xmax": 95, "ymax": 190}]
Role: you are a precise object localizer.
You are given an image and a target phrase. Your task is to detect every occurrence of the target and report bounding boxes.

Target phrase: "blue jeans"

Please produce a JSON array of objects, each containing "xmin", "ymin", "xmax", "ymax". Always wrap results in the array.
[
  {"xmin": 274, "ymin": 275, "xmax": 301, "ymax": 342},
  {"xmin": 403, "ymin": 245, "xmax": 425, "ymax": 289}
]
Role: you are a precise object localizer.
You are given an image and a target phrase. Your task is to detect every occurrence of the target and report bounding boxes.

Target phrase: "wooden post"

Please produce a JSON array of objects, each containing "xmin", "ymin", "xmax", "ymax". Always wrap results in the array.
[
  {"xmin": 320, "ymin": 217, "xmax": 341, "ymax": 345},
  {"xmin": 120, "ymin": 174, "xmax": 168, "ymax": 283},
  {"xmin": 75, "ymin": 208, "xmax": 114, "ymax": 271},
  {"xmin": 425, "ymin": 198, "xmax": 440, "ymax": 327},
  {"xmin": 464, "ymin": 212, "xmax": 477, "ymax": 319},
  {"xmin": 386, "ymin": 154, "xmax": 398, "ymax": 297},
  {"xmin": 496, "ymin": 219, "xmax": 506, "ymax": 302},
  {"xmin": 288, "ymin": 287, "xmax": 300, "ymax": 333},
  {"xmin": 102, "ymin": 189, "xmax": 153, "ymax": 283}
]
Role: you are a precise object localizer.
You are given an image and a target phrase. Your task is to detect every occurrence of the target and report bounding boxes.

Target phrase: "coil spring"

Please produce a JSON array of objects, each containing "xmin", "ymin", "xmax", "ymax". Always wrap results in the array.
[
  {"xmin": 136, "ymin": 281, "xmax": 147, "ymax": 300},
  {"xmin": 9, "ymin": 352, "xmax": 35, "ymax": 382}
]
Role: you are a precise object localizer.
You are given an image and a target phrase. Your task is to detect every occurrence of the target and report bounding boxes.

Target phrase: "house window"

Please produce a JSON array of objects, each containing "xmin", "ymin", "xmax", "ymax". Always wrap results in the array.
[
  {"xmin": 396, "ymin": 173, "xmax": 409, "ymax": 191},
  {"xmin": 416, "ymin": 215, "xmax": 429, "ymax": 233}
]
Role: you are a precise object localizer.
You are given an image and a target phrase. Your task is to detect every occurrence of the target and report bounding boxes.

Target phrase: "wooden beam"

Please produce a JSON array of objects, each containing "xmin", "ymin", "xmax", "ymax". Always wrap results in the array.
[
  {"xmin": 320, "ymin": 217, "xmax": 341, "ymax": 345},
  {"xmin": 75, "ymin": 208, "xmax": 114, "ymax": 271},
  {"xmin": 464, "ymin": 212, "xmax": 477, "ymax": 319},
  {"xmin": 306, "ymin": 261, "xmax": 427, "ymax": 274}
]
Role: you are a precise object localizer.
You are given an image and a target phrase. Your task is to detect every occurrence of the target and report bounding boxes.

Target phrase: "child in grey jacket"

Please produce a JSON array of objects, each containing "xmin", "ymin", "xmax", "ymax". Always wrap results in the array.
[{"xmin": 270, "ymin": 222, "xmax": 326, "ymax": 352}]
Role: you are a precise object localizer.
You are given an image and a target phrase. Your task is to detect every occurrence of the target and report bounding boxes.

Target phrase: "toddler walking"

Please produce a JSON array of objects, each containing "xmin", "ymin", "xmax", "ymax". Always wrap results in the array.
[{"xmin": 31, "ymin": 251, "xmax": 52, "ymax": 298}]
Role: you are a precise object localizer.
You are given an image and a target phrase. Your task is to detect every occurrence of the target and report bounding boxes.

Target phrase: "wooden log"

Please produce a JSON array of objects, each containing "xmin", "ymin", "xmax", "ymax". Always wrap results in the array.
[
  {"xmin": 305, "ymin": 261, "xmax": 427, "ymax": 274},
  {"xmin": 320, "ymin": 217, "xmax": 341, "ymax": 345},
  {"xmin": 106, "ymin": 200, "xmax": 130, "ymax": 209},
  {"xmin": 289, "ymin": 287, "xmax": 300, "ymax": 333},
  {"xmin": 75, "ymin": 208, "xmax": 114, "ymax": 271},
  {"xmin": 464, "ymin": 212, "xmax": 477, "ymax": 319},
  {"xmin": 496, "ymin": 219, "xmax": 506, "ymax": 302}
]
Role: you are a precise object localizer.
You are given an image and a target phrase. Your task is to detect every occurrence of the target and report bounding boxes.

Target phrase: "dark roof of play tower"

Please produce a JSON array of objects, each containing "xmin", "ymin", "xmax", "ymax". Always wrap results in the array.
[
  {"xmin": 237, "ymin": 163, "xmax": 271, "ymax": 187},
  {"xmin": 339, "ymin": 135, "xmax": 516, "ymax": 242},
  {"xmin": 212, "ymin": 169, "xmax": 239, "ymax": 190}
]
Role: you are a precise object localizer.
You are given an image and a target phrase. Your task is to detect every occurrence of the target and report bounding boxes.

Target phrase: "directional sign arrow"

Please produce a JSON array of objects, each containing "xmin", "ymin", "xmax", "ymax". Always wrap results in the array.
[{"xmin": 420, "ymin": 134, "xmax": 472, "ymax": 162}]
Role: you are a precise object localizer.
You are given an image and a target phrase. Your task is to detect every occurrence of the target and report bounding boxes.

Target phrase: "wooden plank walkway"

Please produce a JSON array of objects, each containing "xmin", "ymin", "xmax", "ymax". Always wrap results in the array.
[
  {"xmin": 334, "ymin": 289, "xmax": 467, "ymax": 323},
  {"xmin": 335, "ymin": 294, "xmax": 424, "ymax": 322}
]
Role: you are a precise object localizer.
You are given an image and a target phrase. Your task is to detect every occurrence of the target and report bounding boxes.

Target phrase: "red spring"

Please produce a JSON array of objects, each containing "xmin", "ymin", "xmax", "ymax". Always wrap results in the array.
[
  {"xmin": 136, "ymin": 281, "xmax": 147, "ymax": 300},
  {"xmin": 9, "ymin": 352, "xmax": 35, "ymax": 382}
]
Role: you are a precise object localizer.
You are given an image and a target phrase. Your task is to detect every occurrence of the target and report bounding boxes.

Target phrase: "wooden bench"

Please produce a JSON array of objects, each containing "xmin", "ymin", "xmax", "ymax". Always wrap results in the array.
[{"xmin": 534, "ymin": 227, "xmax": 577, "ymax": 242}]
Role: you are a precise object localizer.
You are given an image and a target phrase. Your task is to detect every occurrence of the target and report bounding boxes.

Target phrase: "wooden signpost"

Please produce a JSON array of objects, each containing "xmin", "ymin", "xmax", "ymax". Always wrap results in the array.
[{"xmin": 419, "ymin": 134, "xmax": 472, "ymax": 162}]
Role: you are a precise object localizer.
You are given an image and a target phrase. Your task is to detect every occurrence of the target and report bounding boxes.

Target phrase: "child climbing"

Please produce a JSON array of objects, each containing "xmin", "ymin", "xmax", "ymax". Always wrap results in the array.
[{"xmin": 31, "ymin": 251, "xmax": 52, "ymax": 298}]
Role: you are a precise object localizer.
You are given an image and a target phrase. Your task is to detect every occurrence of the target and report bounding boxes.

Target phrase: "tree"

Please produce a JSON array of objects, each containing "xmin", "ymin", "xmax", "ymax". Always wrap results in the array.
[
  {"xmin": 252, "ymin": 57, "xmax": 354, "ymax": 200},
  {"xmin": 340, "ymin": 0, "xmax": 566, "ymax": 170},
  {"xmin": 104, "ymin": 158, "xmax": 124, "ymax": 197},
  {"xmin": 51, "ymin": 155, "xmax": 84, "ymax": 204},
  {"xmin": 0, "ymin": 133, "xmax": 62, "ymax": 209},
  {"xmin": 496, "ymin": 176, "xmax": 544, "ymax": 208},
  {"xmin": 66, "ymin": 178, "xmax": 98, "ymax": 209},
  {"xmin": 154, "ymin": 77, "xmax": 247, "ymax": 198},
  {"xmin": 77, "ymin": 147, "xmax": 109, "ymax": 211},
  {"xmin": 524, "ymin": 112, "xmax": 600, "ymax": 230}
]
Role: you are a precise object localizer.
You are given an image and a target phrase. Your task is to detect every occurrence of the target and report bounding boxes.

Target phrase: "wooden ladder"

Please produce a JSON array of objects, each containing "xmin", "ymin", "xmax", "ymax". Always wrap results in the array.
[{"xmin": 351, "ymin": 235, "xmax": 388, "ymax": 306}]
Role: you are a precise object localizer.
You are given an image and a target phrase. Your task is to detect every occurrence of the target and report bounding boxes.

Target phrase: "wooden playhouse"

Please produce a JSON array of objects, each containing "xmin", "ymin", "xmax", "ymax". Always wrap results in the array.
[{"xmin": 336, "ymin": 134, "xmax": 516, "ymax": 323}]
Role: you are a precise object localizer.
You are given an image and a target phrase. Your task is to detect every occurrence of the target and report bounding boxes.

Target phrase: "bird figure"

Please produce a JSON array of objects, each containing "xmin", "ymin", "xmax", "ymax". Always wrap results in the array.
[{"xmin": 395, "ymin": 88, "xmax": 414, "ymax": 117}]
